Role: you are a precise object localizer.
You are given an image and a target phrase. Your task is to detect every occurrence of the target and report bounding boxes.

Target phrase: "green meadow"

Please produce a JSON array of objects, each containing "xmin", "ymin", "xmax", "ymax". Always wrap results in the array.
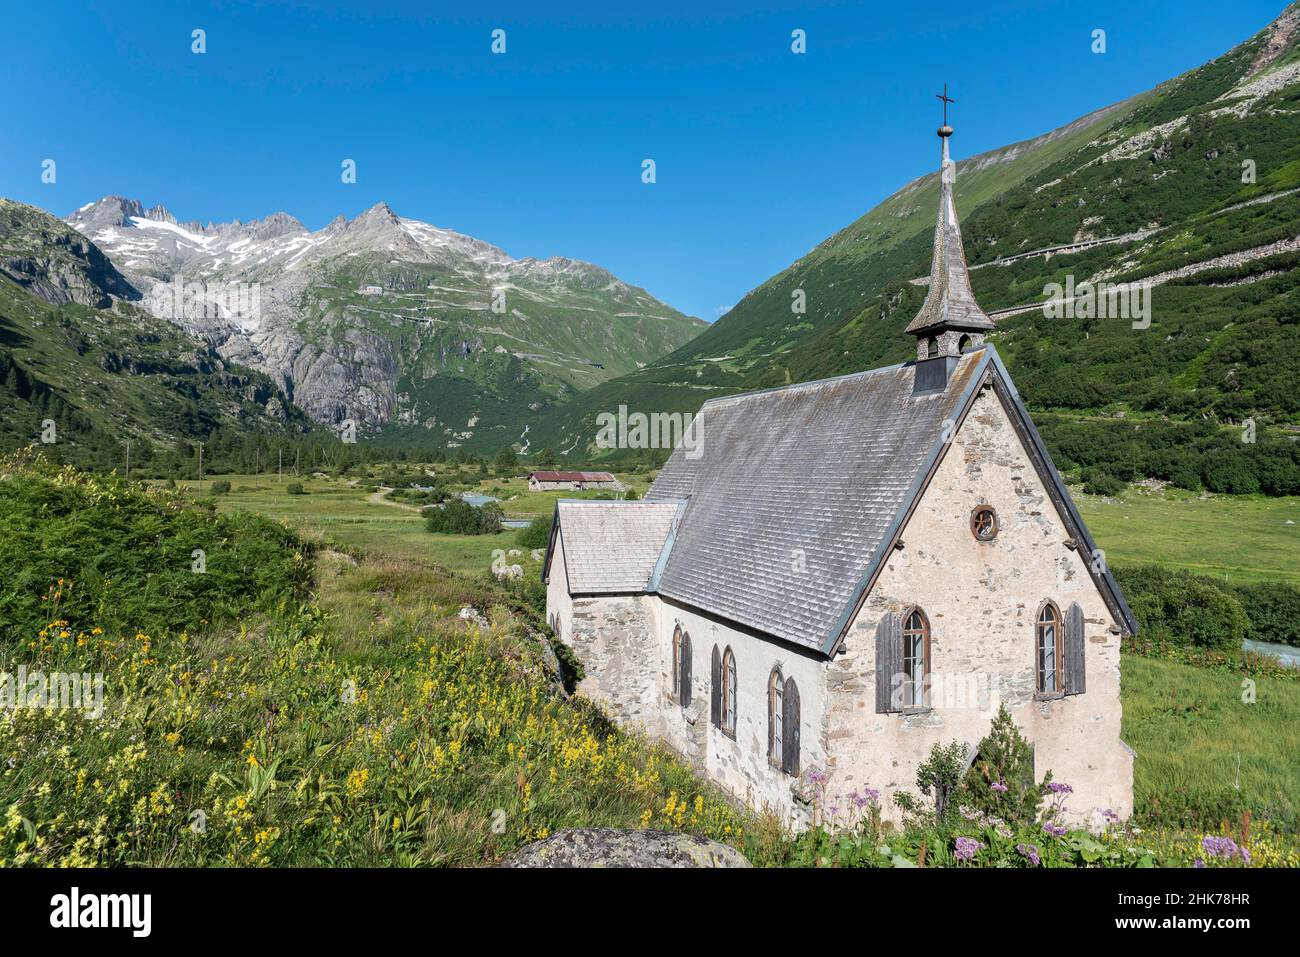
[
  {"xmin": 1075, "ymin": 486, "xmax": 1300, "ymax": 586},
  {"xmin": 161, "ymin": 468, "xmax": 1300, "ymax": 852}
]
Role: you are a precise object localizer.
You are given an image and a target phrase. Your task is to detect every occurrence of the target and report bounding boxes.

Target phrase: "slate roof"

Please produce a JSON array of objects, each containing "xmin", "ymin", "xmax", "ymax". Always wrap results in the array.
[
  {"xmin": 905, "ymin": 136, "xmax": 996, "ymax": 336},
  {"xmin": 645, "ymin": 353, "xmax": 985, "ymax": 652},
  {"xmin": 549, "ymin": 500, "xmax": 682, "ymax": 594}
]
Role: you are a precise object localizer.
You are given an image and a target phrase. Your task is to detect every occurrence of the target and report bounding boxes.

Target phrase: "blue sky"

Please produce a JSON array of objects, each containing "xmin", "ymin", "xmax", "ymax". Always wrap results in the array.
[{"xmin": 1, "ymin": 0, "xmax": 1285, "ymax": 320}]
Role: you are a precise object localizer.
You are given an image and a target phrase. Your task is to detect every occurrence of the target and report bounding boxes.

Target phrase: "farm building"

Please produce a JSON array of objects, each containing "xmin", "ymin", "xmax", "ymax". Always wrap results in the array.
[{"xmin": 528, "ymin": 471, "xmax": 623, "ymax": 491}]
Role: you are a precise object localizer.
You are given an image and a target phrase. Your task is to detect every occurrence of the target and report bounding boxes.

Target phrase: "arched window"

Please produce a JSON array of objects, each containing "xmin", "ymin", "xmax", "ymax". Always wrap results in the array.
[
  {"xmin": 958, "ymin": 334, "xmax": 972, "ymax": 353},
  {"xmin": 768, "ymin": 668, "xmax": 784, "ymax": 768},
  {"xmin": 1037, "ymin": 601, "xmax": 1063, "ymax": 694},
  {"xmin": 925, "ymin": 336, "xmax": 939, "ymax": 358},
  {"xmin": 902, "ymin": 607, "xmax": 930, "ymax": 709},
  {"xmin": 722, "ymin": 647, "xmax": 737, "ymax": 736},
  {"xmin": 677, "ymin": 630, "xmax": 692, "ymax": 707}
]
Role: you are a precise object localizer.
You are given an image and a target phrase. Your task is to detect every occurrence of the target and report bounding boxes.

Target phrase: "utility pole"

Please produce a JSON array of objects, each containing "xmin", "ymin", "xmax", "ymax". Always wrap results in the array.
[
  {"xmin": 278, "ymin": 449, "xmax": 283, "ymax": 483},
  {"xmin": 124, "ymin": 440, "xmax": 131, "ymax": 482},
  {"xmin": 295, "ymin": 447, "xmax": 300, "ymax": 477},
  {"xmin": 254, "ymin": 448, "xmax": 259, "ymax": 488},
  {"xmin": 198, "ymin": 442, "xmax": 204, "ymax": 485}
]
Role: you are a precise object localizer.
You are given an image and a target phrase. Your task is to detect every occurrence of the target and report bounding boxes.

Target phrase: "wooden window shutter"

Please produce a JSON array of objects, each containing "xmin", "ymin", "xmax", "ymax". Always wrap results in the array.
[
  {"xmin": 782, "ymin": 678, "xmax": 800, "ymax": 776},
  {"xmin": 875, "ymin": 613, "xmax": 902, "ymax": 713},
  {"xmin": 710, "ymin": 646, "xmax": 721, "ymax": 727},
  {"xmin": 1065, "ymin": 602, "xmax": 1086, "ymax": 695},
  {"xmin": 680, "ymin": 633, "xmax": 692, "ymax": 707}
]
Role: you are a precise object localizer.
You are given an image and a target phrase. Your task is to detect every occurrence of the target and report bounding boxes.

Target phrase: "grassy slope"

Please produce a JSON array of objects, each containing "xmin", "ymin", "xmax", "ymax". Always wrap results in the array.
[{"xmin": 0, "ymin": 458, "xmax": 761, "ymax": 867}]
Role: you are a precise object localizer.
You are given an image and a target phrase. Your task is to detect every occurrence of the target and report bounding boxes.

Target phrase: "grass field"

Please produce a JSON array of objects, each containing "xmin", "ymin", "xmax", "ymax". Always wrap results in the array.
[
  {"xmin": 1124, "ymin": 655, "xmax": 1300, "ymax": 832},
  {"xmin": 173, "ymin": 470, "xmax": 652, "ymax": 578},
  {"xmin": 1075, "ymin": 486, "xmax": 1299, "ymax": 585},
  {"xmin": 185, "ymin": 472, "xmax": 1299, "ymax": 586}
]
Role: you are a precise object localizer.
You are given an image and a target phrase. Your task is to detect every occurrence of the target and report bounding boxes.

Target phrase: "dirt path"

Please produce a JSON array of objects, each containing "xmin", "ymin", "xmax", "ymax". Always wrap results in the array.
[{"xmin": 367, "ymin": 487, "xmax": 422, "ymax": 512}]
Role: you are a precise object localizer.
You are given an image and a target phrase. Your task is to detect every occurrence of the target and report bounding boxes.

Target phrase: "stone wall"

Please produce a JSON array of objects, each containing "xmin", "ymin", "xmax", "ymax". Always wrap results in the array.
[
  {"xmin": 546, "ymin": 526, "xmax": 823, "ymax": 827},
  {"xmin": 824, "ymin": 385, "xmax": 1133, "ymax": 829},
  {"xmin": 655, "ymin": 599, "xmax": 824, "ymax": 828},
  {"xmin": 567, "ymin": 593, "xmax": 662, "ymax": 732}
]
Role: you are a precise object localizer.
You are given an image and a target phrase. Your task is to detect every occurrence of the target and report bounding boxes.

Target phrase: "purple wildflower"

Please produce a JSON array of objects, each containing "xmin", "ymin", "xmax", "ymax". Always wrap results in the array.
[
  {"xmin": 1015, "ymin": 843, "xmax": 1041, "ymax": 866},
  {"xmin": 954, "ymin": 836, "xmax": 983, "ymax": 862},
  {"xmin": 1201, "ymin": 835, "xmax": 1239, "ymax": 858},
  {"xmin": 1195, "ymin": 858, "xmax": 1205, "ymax": 869},
  {"xmin": 1046, "ymin": 782, "xmax": 1073, "ymax": 796},
  {"xmin": 991, "ymin": 782, "xmax": 1009, "ymax": 794},
  {"xmin": 1042, "ymin": 822, "xmax": 1068, "ymax": 838}
]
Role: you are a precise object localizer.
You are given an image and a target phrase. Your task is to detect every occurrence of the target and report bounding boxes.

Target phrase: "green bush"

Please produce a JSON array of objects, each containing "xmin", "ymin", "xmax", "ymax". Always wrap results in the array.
[
  {"xmin": 286, "ymin": 482, "xmax": 307, "ymax": 495},
  {"xmin": 1233, "ymin": 581, "xmax": 1300, "ymax": 647},
  {"xmin": 915, "ymin": 740, "xmax": 969, "ymax": 825},
  {"xmin": 1081, "ymin": 468, "xmax": 1125, "ymax": 497},
  {"xmin": 1116, "ymin": 564, "xmax": 1249, "ymax": 649},
  {"xmin": 425, "ymin": 499, "xmax": 503, "ymax": 535},
  {"xmin": 210, "ymin": 479, "xmax": 231, "ymax": 495},
  {"xmin": 0, "ymin": 453, "xmax": 313, "ymax": 644},
  {"xmin": 516, "ymin": 514, "xmax": 554, "ymax": 551}
]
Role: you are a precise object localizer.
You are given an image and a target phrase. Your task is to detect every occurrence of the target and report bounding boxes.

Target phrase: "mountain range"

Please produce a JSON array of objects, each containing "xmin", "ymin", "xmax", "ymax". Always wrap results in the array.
[
  {"xmin": 62, "ymin": 196, "xmax": 705, "ymax": 451},
  {"xmin": 2, "ymin": 3, "xmax": 1298, "ymax": 485}
]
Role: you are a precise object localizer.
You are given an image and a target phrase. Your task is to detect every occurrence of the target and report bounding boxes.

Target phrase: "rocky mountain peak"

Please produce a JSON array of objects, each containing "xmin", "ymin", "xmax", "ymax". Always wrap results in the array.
[
  {"xmin": 349, "ymin": 201, "xmax": 403, "ymax": 231},
  {"xmin": 66, "ymin": 195, "xmax": 145, "ymax": 233}
]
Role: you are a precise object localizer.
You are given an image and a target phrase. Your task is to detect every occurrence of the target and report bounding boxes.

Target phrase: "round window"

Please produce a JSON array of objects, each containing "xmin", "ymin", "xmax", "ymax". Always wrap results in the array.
[{"xmin": 971, "ymin": 506, "xmax": 998, "ymax": 542}]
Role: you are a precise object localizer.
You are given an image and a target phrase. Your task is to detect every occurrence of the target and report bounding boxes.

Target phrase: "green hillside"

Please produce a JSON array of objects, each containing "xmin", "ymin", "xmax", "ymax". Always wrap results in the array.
[{"xmin": 530, "ymin": 4, "xmax": 1300, "ymax": 495}]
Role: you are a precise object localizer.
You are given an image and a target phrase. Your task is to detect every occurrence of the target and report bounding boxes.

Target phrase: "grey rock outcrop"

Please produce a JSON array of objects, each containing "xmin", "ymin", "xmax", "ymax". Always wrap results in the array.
[{"xmin": 500, "ymin": 828, "xmax": 751, "ymax": 868}]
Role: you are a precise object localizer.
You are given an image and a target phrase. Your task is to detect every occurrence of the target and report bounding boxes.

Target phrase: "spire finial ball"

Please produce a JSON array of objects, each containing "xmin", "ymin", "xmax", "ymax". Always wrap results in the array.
[{"xmin": 938, "ymin": 125, "xmax": 954, "ymax": 137}]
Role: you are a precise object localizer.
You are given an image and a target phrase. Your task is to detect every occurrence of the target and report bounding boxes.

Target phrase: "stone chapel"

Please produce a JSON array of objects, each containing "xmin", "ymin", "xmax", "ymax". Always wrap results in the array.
[{"xmin": 543, "ymin": 117, "xmax": 1137, "ymax": 829}]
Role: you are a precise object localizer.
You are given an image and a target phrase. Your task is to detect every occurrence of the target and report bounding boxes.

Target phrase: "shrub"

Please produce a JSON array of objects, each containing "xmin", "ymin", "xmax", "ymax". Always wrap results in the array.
[
  {"xmin": 286, "ymin": 482, "xmax": 307, "ymax": 495},
  {"xmin": 961, "ymin": 705, "xmax": 1049, "ymax": 825},
  {"xmin": 1201, "ymin": 449, "xmax": 1261, "ymax": 495},
  {"xmin": 425, "ymin": 499, "xmax": 503, "ymax": 535},
  {"xmin": 1233, "ymin": 581, "xmax": 1300, "ymax": 647},
  {"xmin": 1116, "ymin": 564, "xmax": 1249, "ymax": 649},
  {"xmin": 0, "ymin": 453, "xmax": 313, "ymax": 643},
  {"xmin": 210, "ymin": 479, "xmax": 231, "ymax": 495},
  {"xmin": 516, "ymin": 514, "xmax": 554, "ymax": 551},
  {"xmin": 1081, "ymin": 468, "xmax": 1125, "ymax": 497},
  {"xmin": 915, "ymin": 740, "xmax": 968, "ymax": 825}
]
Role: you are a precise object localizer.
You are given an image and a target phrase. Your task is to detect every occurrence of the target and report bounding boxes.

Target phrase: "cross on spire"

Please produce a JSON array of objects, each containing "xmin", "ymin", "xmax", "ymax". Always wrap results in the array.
[{"xmin": 936, "ymin": 83, "xmax": 955, "ymax": 136}]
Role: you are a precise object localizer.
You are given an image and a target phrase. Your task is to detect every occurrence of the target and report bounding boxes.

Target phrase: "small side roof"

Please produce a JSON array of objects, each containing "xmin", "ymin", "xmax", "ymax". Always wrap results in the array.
[{"xmin": 544, "ymin": 499, "xmax": 683, "ymax": 594}]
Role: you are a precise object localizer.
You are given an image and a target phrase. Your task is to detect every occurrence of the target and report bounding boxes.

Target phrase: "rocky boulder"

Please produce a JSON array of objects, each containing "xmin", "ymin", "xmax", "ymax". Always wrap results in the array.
[{"xmin": 501, "ymin": 828, "xmax": 750, "ymax": 868}]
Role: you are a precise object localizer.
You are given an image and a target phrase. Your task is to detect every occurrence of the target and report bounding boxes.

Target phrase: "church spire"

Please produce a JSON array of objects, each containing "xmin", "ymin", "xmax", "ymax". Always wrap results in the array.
[{"xmin": 906, "ymin": 85, "xmax": 994, "ymax": 362}]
